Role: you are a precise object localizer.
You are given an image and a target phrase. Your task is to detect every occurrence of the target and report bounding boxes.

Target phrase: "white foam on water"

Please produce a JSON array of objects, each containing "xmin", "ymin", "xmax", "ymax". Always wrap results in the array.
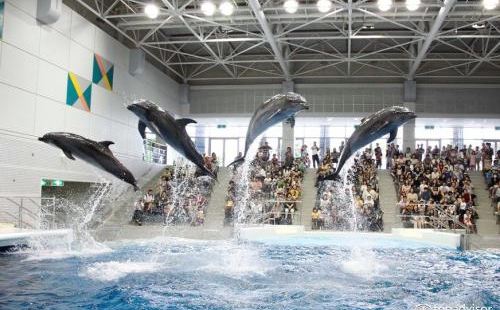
[
  {"xmin": 339, "ymin": 247, "xmax": 389, "ymax": 280},
  {"xmin": 198, "ymin": 246, "xmax": 275, "ymax": 278},
  {"xmin": 81, "ymin": 260, "xmax": 162, "ymax": 282}
]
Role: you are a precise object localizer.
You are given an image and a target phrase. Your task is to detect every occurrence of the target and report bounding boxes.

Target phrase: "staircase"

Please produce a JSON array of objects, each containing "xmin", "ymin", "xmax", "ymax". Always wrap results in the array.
[
  {"xmin": 99, "ymin": 168, "xmax": 165, "ymax": 227},
  {"xmin": 299, "ymin": 168, "xmax": 316, "ymax": 230},
  {"xmin": 378, "ymin": 170, "xmax": 399, "ymax": 232},
  {"xmin": 468, "ymin": 171, "xmax": 499, "ymax": 235},
  {"xmin": 204, "ymin": 167, "xmax": 232, "ymax": 229}
]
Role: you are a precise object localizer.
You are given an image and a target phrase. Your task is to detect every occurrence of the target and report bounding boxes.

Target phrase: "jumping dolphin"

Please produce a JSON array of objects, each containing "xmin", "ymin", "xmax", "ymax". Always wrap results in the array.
[
  {"xmin": 228, "ymin": 92, "xmax": 309, "ymax": 166},
  {"xmin": 327, "ymin": 106, "xmax": 416, "ymax": 179},
  {"xmin": 38, "ymin": 132, "xmax": 139, "ymax": 190},
  {"xmin": 126, "ymin": 99, "xmax": 216, "ymax": 179}
]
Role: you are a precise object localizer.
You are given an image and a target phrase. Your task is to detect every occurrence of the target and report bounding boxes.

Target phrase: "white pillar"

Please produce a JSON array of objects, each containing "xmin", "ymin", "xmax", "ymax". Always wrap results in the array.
[
  {"xmin": 402, "ymin": 80, "xmax": 416, "ymax": 152},
  {"xmin": 281, "ymin": 81, "xmax": 295, "ymax": 159},
  {"xmin": 179, "ymin": 83, "xmax": 190, "ymax": 115}
]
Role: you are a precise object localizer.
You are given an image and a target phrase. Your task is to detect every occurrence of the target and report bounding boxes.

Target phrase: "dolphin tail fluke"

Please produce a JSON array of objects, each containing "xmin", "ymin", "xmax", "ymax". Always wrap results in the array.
[
  {"xmin": 226, "ymin": 157, "xmax": 245, "ymax": 168},
  {"xmin": 201, "ymin": 166, "xmax": 217, "ymax": 181},
  {"xmin": 323, "ymin": 172, "xmax": 340, "ymax": 181}
]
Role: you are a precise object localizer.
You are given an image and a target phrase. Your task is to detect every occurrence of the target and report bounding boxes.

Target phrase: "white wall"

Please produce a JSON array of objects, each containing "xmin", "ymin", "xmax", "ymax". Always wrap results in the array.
[{"xmin": 0, "ymin": 0, "xmax": 181, "ymax": 202}]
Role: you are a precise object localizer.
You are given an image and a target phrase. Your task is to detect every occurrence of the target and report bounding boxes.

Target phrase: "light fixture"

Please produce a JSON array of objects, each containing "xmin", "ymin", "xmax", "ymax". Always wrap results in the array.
[
  {"xmin": 377, "ymin": 0, "xmax": 392, "ymax": 11},
  {"xmin": 283, "ymin": 0, "xmax": 299, "ymax": 14},
  {"xmin": 405, "ymin": 0, "xmax": 420, "ymax": 11},
  {"xmin": 201, "ymin": 1, "xmax": 216, "ymax": 16},
  {"xmin": 483, "ymin": 0, "xmax": 499, "ymax": 10},
  {"xmin": 219, "ymin": 1, "xmax": 235, "ymax": 16},
  {"xmin": 316, "ymin": 0, "xmax": 332, "ymax": 13},
  {"xmin": 472, "ymin": 22, "xmax": 486, "ymax": 29},
  {"xmin": 362, "ymin": 23, "xmax": 375, "ymax": 30},
  {"xmin": 144, "ymin": 3, "xmax": 159, "ymax": 19}
]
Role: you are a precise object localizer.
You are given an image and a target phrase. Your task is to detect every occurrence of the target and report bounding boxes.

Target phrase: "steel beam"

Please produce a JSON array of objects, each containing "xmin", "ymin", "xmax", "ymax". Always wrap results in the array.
[
  {"xmin": 408, "ymin": 0, "xmax": 457, "ymax": 79},
  {"xmin": 247, "ymin": 0, "xmax": 290, "ymax": 80}
]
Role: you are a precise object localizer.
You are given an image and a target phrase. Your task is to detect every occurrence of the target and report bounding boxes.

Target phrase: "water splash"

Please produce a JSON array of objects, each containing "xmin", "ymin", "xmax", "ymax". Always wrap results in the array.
[
  {"xmin": 319, "ymin": 156, "xmax": 359, "ymax": 231},
  {"xmin": 232, "ymin": 137, "xmax": 263, "ymax": 226}
]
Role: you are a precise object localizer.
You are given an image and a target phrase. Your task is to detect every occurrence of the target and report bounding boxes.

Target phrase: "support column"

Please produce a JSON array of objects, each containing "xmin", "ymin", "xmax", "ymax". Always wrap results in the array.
[
  {"xmin": 402, "ymin": 80, "xmax": 416, "ymax": 153},
  {"xmin": 179, "ymin": 83, "xmax": 190, "ymax": 115},
  {"xmin": 281, "ymin": 81, "xmax": 295, "ymax": 159}
]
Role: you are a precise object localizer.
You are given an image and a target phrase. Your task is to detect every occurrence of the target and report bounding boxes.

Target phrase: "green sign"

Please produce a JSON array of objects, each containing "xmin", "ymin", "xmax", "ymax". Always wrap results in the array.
[
  {"xmin": 425, "ymin": 125, "xmax": 435, "ymax": 130},
  {"xmin": 41, "ymin": 179, "xmax": 64, "ymax": 187},
  {"xmin": 217, "ymin": 124, "xmax": 226, "ymax": 129}
]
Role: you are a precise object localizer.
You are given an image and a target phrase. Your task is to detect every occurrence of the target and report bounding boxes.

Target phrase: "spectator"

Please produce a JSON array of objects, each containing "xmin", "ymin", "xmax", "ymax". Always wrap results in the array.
[{"xmin": 311, "ymin": 142, "xmax": 320, "ymax": 168}]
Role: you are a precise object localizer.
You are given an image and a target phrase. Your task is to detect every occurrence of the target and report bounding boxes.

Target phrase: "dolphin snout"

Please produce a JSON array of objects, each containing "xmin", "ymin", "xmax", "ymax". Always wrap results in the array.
[{"xmin": 38, "ymin": 137, "xmax": 46, "ymax": 142}]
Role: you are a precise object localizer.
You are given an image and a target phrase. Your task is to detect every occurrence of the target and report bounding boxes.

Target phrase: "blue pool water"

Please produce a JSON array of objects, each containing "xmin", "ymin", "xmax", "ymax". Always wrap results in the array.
[{"xmin": 0, "ymin": 234, "xmax": 498, "ymax": 309}]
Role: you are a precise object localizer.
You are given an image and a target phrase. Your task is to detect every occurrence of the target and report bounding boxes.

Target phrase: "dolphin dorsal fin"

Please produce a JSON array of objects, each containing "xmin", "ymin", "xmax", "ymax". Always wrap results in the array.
[
  {"xmin": 360, "ymin": 117, "xmax": 366, "ymax": 123},
  {"xmin": 100, "ymin": 141, "xmax": 114, "ymax": 148},
  {"xmin": 176, "ymin": 118, "xmax": 197, "ymax": 127}
]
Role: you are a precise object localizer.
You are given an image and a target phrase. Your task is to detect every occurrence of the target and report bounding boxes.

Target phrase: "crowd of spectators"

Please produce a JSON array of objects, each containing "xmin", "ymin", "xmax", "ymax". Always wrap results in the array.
[
  {"xmin": 484, "ymin": 148, "xmax": 500, "ymax": 218},
  {"xmin": 132, "ymin": 156, "xmax": 217, "ymax": 226},
  {"xmin": 314, "ymin": 147, "xmax": 383, "ymax": 231},
  {"xmin": 224, "ymin": 143, "xmax": 306, "ymax": 225},
  {"xmin": 390, "ymin": 144, "xmax": 483, "ymax": 232}
]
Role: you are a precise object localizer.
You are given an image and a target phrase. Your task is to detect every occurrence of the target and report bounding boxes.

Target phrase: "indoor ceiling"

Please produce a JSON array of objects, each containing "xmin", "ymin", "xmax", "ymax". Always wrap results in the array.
[{"xmin": 65, "ymin": 0, "xmax": 500, "ymax": 85}]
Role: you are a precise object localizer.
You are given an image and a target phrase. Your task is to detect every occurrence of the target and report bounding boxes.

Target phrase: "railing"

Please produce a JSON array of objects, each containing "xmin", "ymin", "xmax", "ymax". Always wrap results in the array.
[
  {"xmin": 395, "ymin": 203, "xmax": 473, "ymax": 234},
  {"xmin": 143, "ymin": 139, "xmax": 167, "ymax": 164},
  {"xmin": 0, "ymin": 196, "xmax": 57, "ymax": 230},
  {"xmin": 234, "ymin": 199, "xmax": 303, "ymax": 225}
]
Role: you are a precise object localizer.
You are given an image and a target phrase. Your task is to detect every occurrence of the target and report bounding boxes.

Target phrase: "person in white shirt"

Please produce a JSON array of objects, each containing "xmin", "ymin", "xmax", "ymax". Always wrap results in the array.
[{"xmin": 311, "ymin": 141, "xmax": 320, "ymax": 168}]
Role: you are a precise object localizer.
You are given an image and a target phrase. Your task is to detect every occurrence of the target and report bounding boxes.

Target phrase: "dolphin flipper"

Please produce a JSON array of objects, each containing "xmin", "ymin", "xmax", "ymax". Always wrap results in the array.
[
  {"xmin": 63, "ymin": 150, "xmax": 76, "ymax": 160},
  {"xmin": 176, "ymin": 118, "xmax": 197, "ymax": 127},
  {"xmin": 99, "ymin": 141, "xmax": 114, "ymax": 148},
  {"xmin": 387, "ymin": 128, "xmax": 398, "ymax": 143},
  {"xmin": 138, "ymin": 121, "xmax": 147, "ymax": 139}
]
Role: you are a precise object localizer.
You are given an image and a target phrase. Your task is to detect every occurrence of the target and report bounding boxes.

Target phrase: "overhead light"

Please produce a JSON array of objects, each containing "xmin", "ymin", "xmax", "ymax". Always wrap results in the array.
[
  {"xmin": 362, "ymin": 23, "xmax": 375, "ymax": 30},
  {"xmin": 201, "ymin": 1, "xmax": 216, "ymax": 16},
  {"xmin": 405, "ymin": 0, "xmax": 420, "ymax": 11},
  {"xmin": 144, "ymin": 3, "xmax": 159, "ymax": 19},
  {"xmin": 219, "ymin": 1, "xmax": 235, "ymax": 16},
  {"xmin": 483, "ymin": 0, "xmax": 499, "ymax": 10},
  {"xmin": 377, "ymin": 0, "xmax": 392, "ymax": 11},
  {"xmin": 283, "ymin": 0, "xmax": 299, "ymax": 14},
  {"xmin": 316, "ymin": 0, "xmax": 332, "ymax": 13},
  {"xmin": 472, "ymin": 22, "xmax": 486, "ymax": 29}
]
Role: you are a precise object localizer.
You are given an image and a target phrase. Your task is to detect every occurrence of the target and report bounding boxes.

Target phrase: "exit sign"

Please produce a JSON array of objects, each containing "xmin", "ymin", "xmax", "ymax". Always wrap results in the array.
[
  {"xmin": 41, "ymin": 179, "xmax": 65, "ymax": 187},
  {"xmin": 425, "ymin": 125, "xmax": 435, "ymax": 130},
  {"xmin": 217, "ymin": 124, "xmax": 226, "ymax": 129}
]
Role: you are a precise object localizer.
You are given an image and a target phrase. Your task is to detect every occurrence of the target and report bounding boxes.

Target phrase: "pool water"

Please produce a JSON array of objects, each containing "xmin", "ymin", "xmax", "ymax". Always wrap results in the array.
[{"xmin": 0, "ymin": 235, "xmax": 498, "ymax": 309}]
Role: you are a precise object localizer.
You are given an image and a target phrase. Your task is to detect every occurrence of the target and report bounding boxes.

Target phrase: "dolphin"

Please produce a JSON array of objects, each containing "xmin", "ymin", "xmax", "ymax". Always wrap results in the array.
[
  {"xmin": 228, "ymin": 92, "xmax": 309, "ymax": 166},
  {"xmin": 38, "ymin": 132, "xmax": 139, "ymax": 190},
  {"xmin": 126, "ymin": 99, "xmax": 216, "ymax": 179},
  {"xmin": 326, "ymin": 106, "xmax": 416, "ymax": 179}
]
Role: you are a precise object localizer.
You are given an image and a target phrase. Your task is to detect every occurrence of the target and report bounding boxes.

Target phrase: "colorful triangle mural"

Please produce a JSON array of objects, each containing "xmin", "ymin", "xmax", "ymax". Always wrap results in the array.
[
  {"xmin": 92, "ymin": 53, "xmax": 114, "ymax": 91},
  {"xmin": 66, "ymin": 72, "xmax": 92, "ymax": 112}
]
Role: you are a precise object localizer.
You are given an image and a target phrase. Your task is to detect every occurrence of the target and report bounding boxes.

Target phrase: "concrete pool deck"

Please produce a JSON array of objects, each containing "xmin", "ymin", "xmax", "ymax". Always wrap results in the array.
[{"xmin": 0, "ymin": 224, "xmax": 73, "ymax": 250}]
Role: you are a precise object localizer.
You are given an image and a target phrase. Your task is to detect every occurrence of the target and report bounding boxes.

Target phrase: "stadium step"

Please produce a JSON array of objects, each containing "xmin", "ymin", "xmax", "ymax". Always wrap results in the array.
[
  {"xmin": 468, "ymin": 171, "xmax": 499, "ymax": 235},
  {"xmin": 298, "ymin": 168, "xmax": 317, "ymax": 230},
  {"xmin": 378, "ymin": 169, "xmax": 399, "ymax": 233},
  {"xmin": 204, "ymin": 167, "xmax": 232, "ymax": 229}
]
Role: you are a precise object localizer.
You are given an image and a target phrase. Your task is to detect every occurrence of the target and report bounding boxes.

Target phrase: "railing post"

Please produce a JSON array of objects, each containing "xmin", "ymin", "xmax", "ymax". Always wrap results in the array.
[{"xmin": 19, "ymin": 198, "xmax": 23, "ymax": 229}]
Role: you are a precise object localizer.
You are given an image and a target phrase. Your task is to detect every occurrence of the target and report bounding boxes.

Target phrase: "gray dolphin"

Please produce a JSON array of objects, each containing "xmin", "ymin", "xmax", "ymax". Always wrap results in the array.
[
  {"xmin": 228, "ymin": 92, "xmax": 309, "ymax": 166},
  {"xmin": 38, "ymin": 132, "xmax": 139, "ymax": 190},
  {"xmin": 127, "ymin": 99, "xmax": 215, "ymax": 179},
  {"xmin": 327, "ymin": 106, "xmax": 416, "ymax": 179}
]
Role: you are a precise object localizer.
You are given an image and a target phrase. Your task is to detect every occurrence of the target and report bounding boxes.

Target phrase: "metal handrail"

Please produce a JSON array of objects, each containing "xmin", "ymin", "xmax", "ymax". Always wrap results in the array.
[
  {"xmin": 396, "ymin": 202, "xmax": 472, "ymax": 233},
  {"xmin": 0, "ymin": 196, "xmax": 56, "ymax": 230}
]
